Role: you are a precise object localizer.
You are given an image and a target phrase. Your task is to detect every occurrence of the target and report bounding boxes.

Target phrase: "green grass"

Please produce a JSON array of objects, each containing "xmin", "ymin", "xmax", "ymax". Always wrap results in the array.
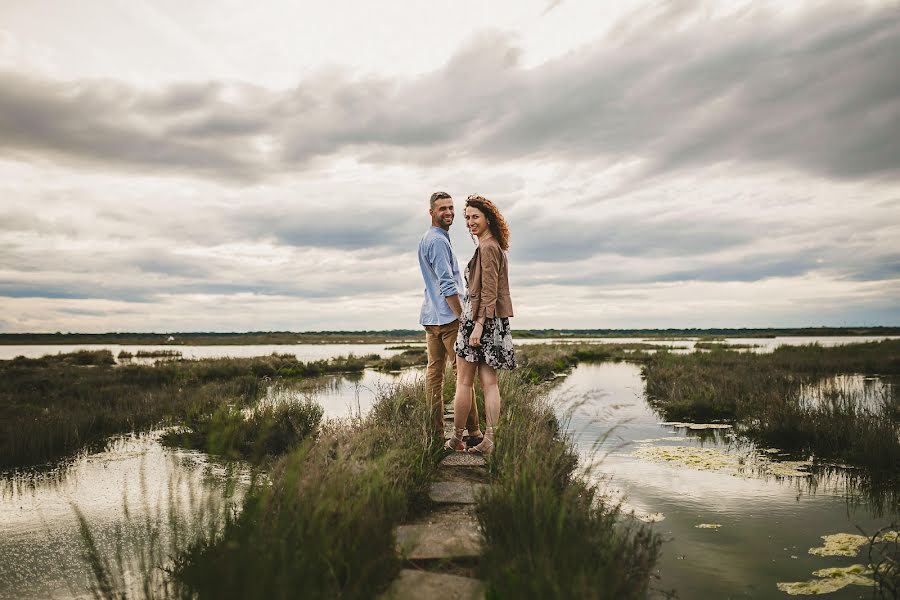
[
  {"xmin": 641, "ymin": 340, "xmax": 900, "ymax": 471},
  {"xmin": 693, "ymin": 342, "xmax": 759, "ymax": 350},
  {"xmin": 476, "ymin": 371, "xmax": 661, "ymax": 598},
  {"xmin": 161, "ymin": 395, "xmax": 324, "ymax": 463},
  {"xmin": 370, "ymin": 347, "xmax": 428, "ymax": 371},
  {"xmin": 0, "ymin": 351, "xmax": 372, "ymax": 469},
  {"xmin": 172, "ymin": 380, "xmax": 441, "ymax": 599}
]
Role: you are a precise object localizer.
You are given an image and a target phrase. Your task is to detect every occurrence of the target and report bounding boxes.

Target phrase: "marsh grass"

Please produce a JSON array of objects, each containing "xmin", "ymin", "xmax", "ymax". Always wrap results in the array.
[
  {"xmin": 171, "ymin": 379, "xmax": 441, "ymax": 599},
  {"xmin": 371, "ymin": 347, "xmax": 428, "ymax": 371},
  {"xmin": 476, "ymin": 372, "xmax": 661, "ymax": 598},
  {"xmin": 160, "ymin": 396, "xmax": 324, "ymax": 463},
  {"xmin": 866, "ymin": 523, "xmax": 899, "ymax": 599},
  {"xmin": 693, "ymin": 342, "xmax": 759, "ymax": 350},
  {"xmin": 73, "ymin": 361, "xmax": 664, "ymax": 598},
  {"xmin": 136, "ymin": 350, "xmax": 184, "ymax": 359},
  {"xmin": 1, "ymin": 351, "xmax": 372, "ymax": 469},
  {"xmin": 515, "ymin": 343, "xmax": 656, "ymax": 383},
  {"xmin": 642, "ymin": 340, "xmax": 900, "ymax": 471}
]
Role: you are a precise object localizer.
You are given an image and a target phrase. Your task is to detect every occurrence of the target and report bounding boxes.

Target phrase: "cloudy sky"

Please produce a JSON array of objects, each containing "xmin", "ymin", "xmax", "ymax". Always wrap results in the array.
[{"xmin": 1, "ymin": 0, "xmax": 898, "ymax": 332}]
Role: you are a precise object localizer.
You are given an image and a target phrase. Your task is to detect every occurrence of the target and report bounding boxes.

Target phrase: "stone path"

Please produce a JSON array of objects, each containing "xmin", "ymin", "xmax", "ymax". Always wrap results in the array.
[{"xmin": 381, "ymin": 417, "xmax": 488, "ymax": 600}]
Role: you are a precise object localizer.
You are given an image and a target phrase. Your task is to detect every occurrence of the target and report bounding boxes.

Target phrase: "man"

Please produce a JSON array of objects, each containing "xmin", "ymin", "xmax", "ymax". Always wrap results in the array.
[{"xmin": 418, "ymin": 192, "xmax": 482, "ymax": 445}]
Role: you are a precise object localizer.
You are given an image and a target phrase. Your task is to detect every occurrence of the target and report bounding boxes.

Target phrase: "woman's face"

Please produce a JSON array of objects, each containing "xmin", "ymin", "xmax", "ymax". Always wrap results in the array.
[{"xmin": 465, "ymin": 205, "xmax": 489, "ymax": 237}]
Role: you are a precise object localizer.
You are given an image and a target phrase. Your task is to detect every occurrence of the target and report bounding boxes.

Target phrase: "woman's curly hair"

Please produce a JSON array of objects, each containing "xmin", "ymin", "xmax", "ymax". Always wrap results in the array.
[{"xmin": 465, "ymin": 195, "xmax": 510, "ymax": 251}]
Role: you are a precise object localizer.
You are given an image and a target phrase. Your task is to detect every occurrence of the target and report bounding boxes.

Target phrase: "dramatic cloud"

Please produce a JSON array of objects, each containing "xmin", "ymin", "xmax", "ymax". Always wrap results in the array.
[
  {"xmin": 1, "ymin": 2, "xmax": 897, "ymax": 183},
  {"xmin": 0, "ymin": 0, "xmax": 898, "ymax": 331}
]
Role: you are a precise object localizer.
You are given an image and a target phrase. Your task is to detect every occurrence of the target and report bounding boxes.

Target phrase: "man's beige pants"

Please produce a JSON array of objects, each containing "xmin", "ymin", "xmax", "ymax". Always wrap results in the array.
[{"xmin": 424, "ymin": 320, "xmax": 480, "ymax": 438}]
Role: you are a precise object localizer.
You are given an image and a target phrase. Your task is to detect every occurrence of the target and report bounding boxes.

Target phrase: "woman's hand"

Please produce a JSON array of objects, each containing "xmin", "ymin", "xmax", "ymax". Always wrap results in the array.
[{"xmin": 469, "ymin": 322, "xmax": 484, "ymax": 347}]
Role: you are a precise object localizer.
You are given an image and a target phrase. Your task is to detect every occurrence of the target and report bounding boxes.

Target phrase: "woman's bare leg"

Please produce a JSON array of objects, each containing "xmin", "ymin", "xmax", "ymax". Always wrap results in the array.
[
  {"xmin": 453, "ymin": 356, "xmax": 479, "ymax": 440},
  {"xmin": 472, "ymin": 364, "xmax": 500, "ymax": 453}
]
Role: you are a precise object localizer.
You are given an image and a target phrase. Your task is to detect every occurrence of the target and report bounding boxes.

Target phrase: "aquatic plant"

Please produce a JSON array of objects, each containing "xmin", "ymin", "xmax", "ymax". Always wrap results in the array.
[
  {"xmin": 161, "ymin": 396, "xmax": 324, "ymax": 463},
  {"xmin": 866, "ymin": 523, "xmax": 899, "ymax": 599}
]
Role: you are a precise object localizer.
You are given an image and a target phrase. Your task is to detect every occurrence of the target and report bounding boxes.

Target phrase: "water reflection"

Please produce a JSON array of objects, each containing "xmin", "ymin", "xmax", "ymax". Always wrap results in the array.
[
  {"xmin": 266, "ymin": 367, "xmax": 426, "ymax": 419},
  {"xmin": 0, "ymin": 431, "xmax": 249, "ymax": 600},
  {"xmin": 553, "ymin": 362, "xmax": 898, "ymax": 599}
]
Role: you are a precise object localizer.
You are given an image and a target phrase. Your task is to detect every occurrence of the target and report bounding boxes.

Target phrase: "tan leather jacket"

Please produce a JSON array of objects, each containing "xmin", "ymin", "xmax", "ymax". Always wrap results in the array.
[{"xmin": 467, "ymin": 237, "xmax": 514, "ymax": 319}]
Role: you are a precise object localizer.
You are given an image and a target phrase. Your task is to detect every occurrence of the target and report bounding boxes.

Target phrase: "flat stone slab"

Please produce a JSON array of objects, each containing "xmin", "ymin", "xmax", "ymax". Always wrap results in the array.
[
  {"xmin": 429, "ymin": 481, "xmax": 487, "ymax": 505},
  {"xmin": 381, "ymin": 570, "xmax": 485, "ymax": 600},
  {"xmin": 440, "ymin": 453, "xmax": 486, "ymax": 467},
  {"xmin": 395, "ymin": 517, "xmax": 482, "ymax": 561}
]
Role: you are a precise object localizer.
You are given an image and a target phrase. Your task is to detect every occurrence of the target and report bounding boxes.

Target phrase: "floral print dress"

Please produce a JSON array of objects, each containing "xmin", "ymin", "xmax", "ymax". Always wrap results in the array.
[{"xmin": 454, "ymin": 266, "xmax": 517, "ymax": 370}]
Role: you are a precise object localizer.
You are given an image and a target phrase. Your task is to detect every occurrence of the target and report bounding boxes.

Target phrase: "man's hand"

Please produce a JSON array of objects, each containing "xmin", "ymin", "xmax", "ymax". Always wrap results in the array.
[{"xmin": 446, "ymin": 295, "xmax": 463, "ymax": 321}]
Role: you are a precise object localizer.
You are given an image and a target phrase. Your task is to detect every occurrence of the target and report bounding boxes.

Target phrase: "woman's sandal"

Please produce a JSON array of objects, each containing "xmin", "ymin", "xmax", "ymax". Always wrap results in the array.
[
  {"xmin": 467, "ymin": 427, "xmax": 494, "ymax": 455},
  {"xmin": 444, "ymin": 428, "xmax": 466, "ymax": 452}
]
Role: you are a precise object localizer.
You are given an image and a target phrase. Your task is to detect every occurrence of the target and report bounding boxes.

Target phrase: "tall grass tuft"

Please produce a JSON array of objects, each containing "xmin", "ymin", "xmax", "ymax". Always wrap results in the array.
[
  {"xmin": 161, "ymin": 396, "xmax": 324, "ymax": 462},
  {"xmin": 867, "ymin": 523, "xmax": 899, "ymax": 599},
  {"xmin": 476, "ymin": 372, "xmax": 661, "ymax": 598},
  {"xmin": 642, "ymin": 341, "xmax": 900, "ymax": 471},
  {"xmin": 172, "ymin": 380, "xmax": 441, "ymax": 599}
]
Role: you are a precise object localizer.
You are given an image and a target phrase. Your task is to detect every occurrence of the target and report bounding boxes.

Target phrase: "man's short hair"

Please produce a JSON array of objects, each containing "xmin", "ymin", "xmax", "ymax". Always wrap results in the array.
[{"xmin": 430, "ymin": 191, "xmax": 451, "ymax": 208}]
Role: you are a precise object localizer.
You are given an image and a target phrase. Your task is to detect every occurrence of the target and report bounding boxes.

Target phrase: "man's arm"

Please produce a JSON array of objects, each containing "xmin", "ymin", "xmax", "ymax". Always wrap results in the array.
[
  {"xmin": 427, "ymin": 238, "xmax": 463, "ymax": 320},
  {"xmin": 446, "ymin": 294, "xmax": 462, "ymax": 320}
]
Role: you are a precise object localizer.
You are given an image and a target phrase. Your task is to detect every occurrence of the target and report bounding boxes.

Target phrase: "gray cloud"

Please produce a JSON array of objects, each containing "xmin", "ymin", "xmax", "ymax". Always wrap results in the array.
[
  {"xmin": 1, "ymin": 2, "xmax": 896, "ymax": 183},
  {"xmin": 0, "ymin": 74, "xmax": 261, "ymax": 180}
]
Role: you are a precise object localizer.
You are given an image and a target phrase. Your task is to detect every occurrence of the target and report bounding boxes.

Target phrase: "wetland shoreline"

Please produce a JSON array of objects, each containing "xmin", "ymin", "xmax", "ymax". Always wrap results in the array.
[{"xmin": 3, "ymin": 338, "xmax": 898, "ymax": 598}]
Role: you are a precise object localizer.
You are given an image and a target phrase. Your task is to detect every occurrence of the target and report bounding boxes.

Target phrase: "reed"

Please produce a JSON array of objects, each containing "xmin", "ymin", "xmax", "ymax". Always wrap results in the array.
[
  {"xmin": 173, "ymin": 380, "xmax": 440, "ymax": 599},
  {"xmin": 641, "ymin": 340, "xmax": 900, "ymax": 471},
  {"xmin": 476, "ymin": 371, "xmax": 662, "ymax": 598},
  {"xmin": 0, "ymin": 351, "xmax": 372, "ymax": 469},
  {"xmin": 161, "ymin": 397, "xmax": 324, "ymax": 463}
]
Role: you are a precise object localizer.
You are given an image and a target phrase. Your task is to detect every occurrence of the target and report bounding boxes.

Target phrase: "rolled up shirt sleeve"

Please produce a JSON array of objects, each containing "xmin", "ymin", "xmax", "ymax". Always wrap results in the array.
[
  {"xmin": 478, "ymin": 245, "xmax": 500, "ymax": 318},
  {"xmin": 427, "ymin": 238, "xmax": 460, "ymax": 297}
]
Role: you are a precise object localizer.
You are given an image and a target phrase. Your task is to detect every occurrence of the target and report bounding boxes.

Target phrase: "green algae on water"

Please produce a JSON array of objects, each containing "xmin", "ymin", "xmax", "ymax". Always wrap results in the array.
[
  {"xmin": 777, "ymin": 564, "xmax": 874, "ymax": 595},
  {"xmin": 808, "ymin": 533, "xmax": 869, "ymax": 557},
  {"xmin": 631, "ymin": 445, "xmax": 813, "ymax": 478}
]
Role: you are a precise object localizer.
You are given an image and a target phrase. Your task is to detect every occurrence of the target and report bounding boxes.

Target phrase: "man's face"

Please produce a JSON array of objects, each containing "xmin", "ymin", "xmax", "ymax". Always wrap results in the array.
[{"xmin": 430, "ymin": 198, "xmax": 455, "ymax": 230}]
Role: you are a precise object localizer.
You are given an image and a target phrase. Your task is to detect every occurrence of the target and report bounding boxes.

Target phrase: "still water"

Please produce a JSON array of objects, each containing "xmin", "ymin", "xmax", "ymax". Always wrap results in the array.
[
  {"xmin": 557, "ymin": 363, "xmax": 896, "ymax": 599},
  {"xmin": 0, "ymin": 369, "xmax": 421, "ymax": 600}
]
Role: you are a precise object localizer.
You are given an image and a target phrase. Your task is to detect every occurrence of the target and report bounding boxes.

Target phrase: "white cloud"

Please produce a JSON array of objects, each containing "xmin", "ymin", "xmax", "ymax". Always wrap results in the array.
[{"xmin": 0, "ymin": 0, "xmax": 898, "ymax": 331}]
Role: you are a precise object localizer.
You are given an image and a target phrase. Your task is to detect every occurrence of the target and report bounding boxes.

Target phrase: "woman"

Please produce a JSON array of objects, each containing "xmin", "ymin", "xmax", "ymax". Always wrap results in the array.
[{"xmin": 445, "ymin": 195, "xmax": 516, "ymax": 455}]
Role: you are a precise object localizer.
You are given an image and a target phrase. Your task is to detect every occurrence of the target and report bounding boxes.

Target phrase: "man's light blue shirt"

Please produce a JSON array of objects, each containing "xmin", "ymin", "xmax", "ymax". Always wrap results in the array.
[{"xmin": 418, "ymin": 226, "xmax": 464, "ymax": 326}]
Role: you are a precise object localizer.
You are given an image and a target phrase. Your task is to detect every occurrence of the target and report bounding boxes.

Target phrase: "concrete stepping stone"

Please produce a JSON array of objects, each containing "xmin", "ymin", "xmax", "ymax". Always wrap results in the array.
[
  {"xmin": 440, "ymin": 453, "xmax": 486, "ymax": 467},
  {"xmin": 429, "ymin": 481, "xmax": 486, "ymax": 505},
  {"xmin": 395, "ymin": 518, "xmax": 482, "ymax": 560},
  {"xmin": 381, "ymin": 569, "xmax": 485, "ymax": 600}
]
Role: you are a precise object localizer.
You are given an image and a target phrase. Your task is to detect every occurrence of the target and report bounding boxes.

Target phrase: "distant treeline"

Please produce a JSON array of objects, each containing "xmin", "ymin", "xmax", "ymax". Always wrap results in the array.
[{"xmin": 1, "ymin": 326, "xmax": 898, "ymax": 345}]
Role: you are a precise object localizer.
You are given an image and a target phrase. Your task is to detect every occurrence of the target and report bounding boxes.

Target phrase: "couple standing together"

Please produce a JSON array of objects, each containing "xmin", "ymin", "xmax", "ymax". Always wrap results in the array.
[{"xmin": 418, "ymin": 192, "xmax": 516, "ymax": 456}]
